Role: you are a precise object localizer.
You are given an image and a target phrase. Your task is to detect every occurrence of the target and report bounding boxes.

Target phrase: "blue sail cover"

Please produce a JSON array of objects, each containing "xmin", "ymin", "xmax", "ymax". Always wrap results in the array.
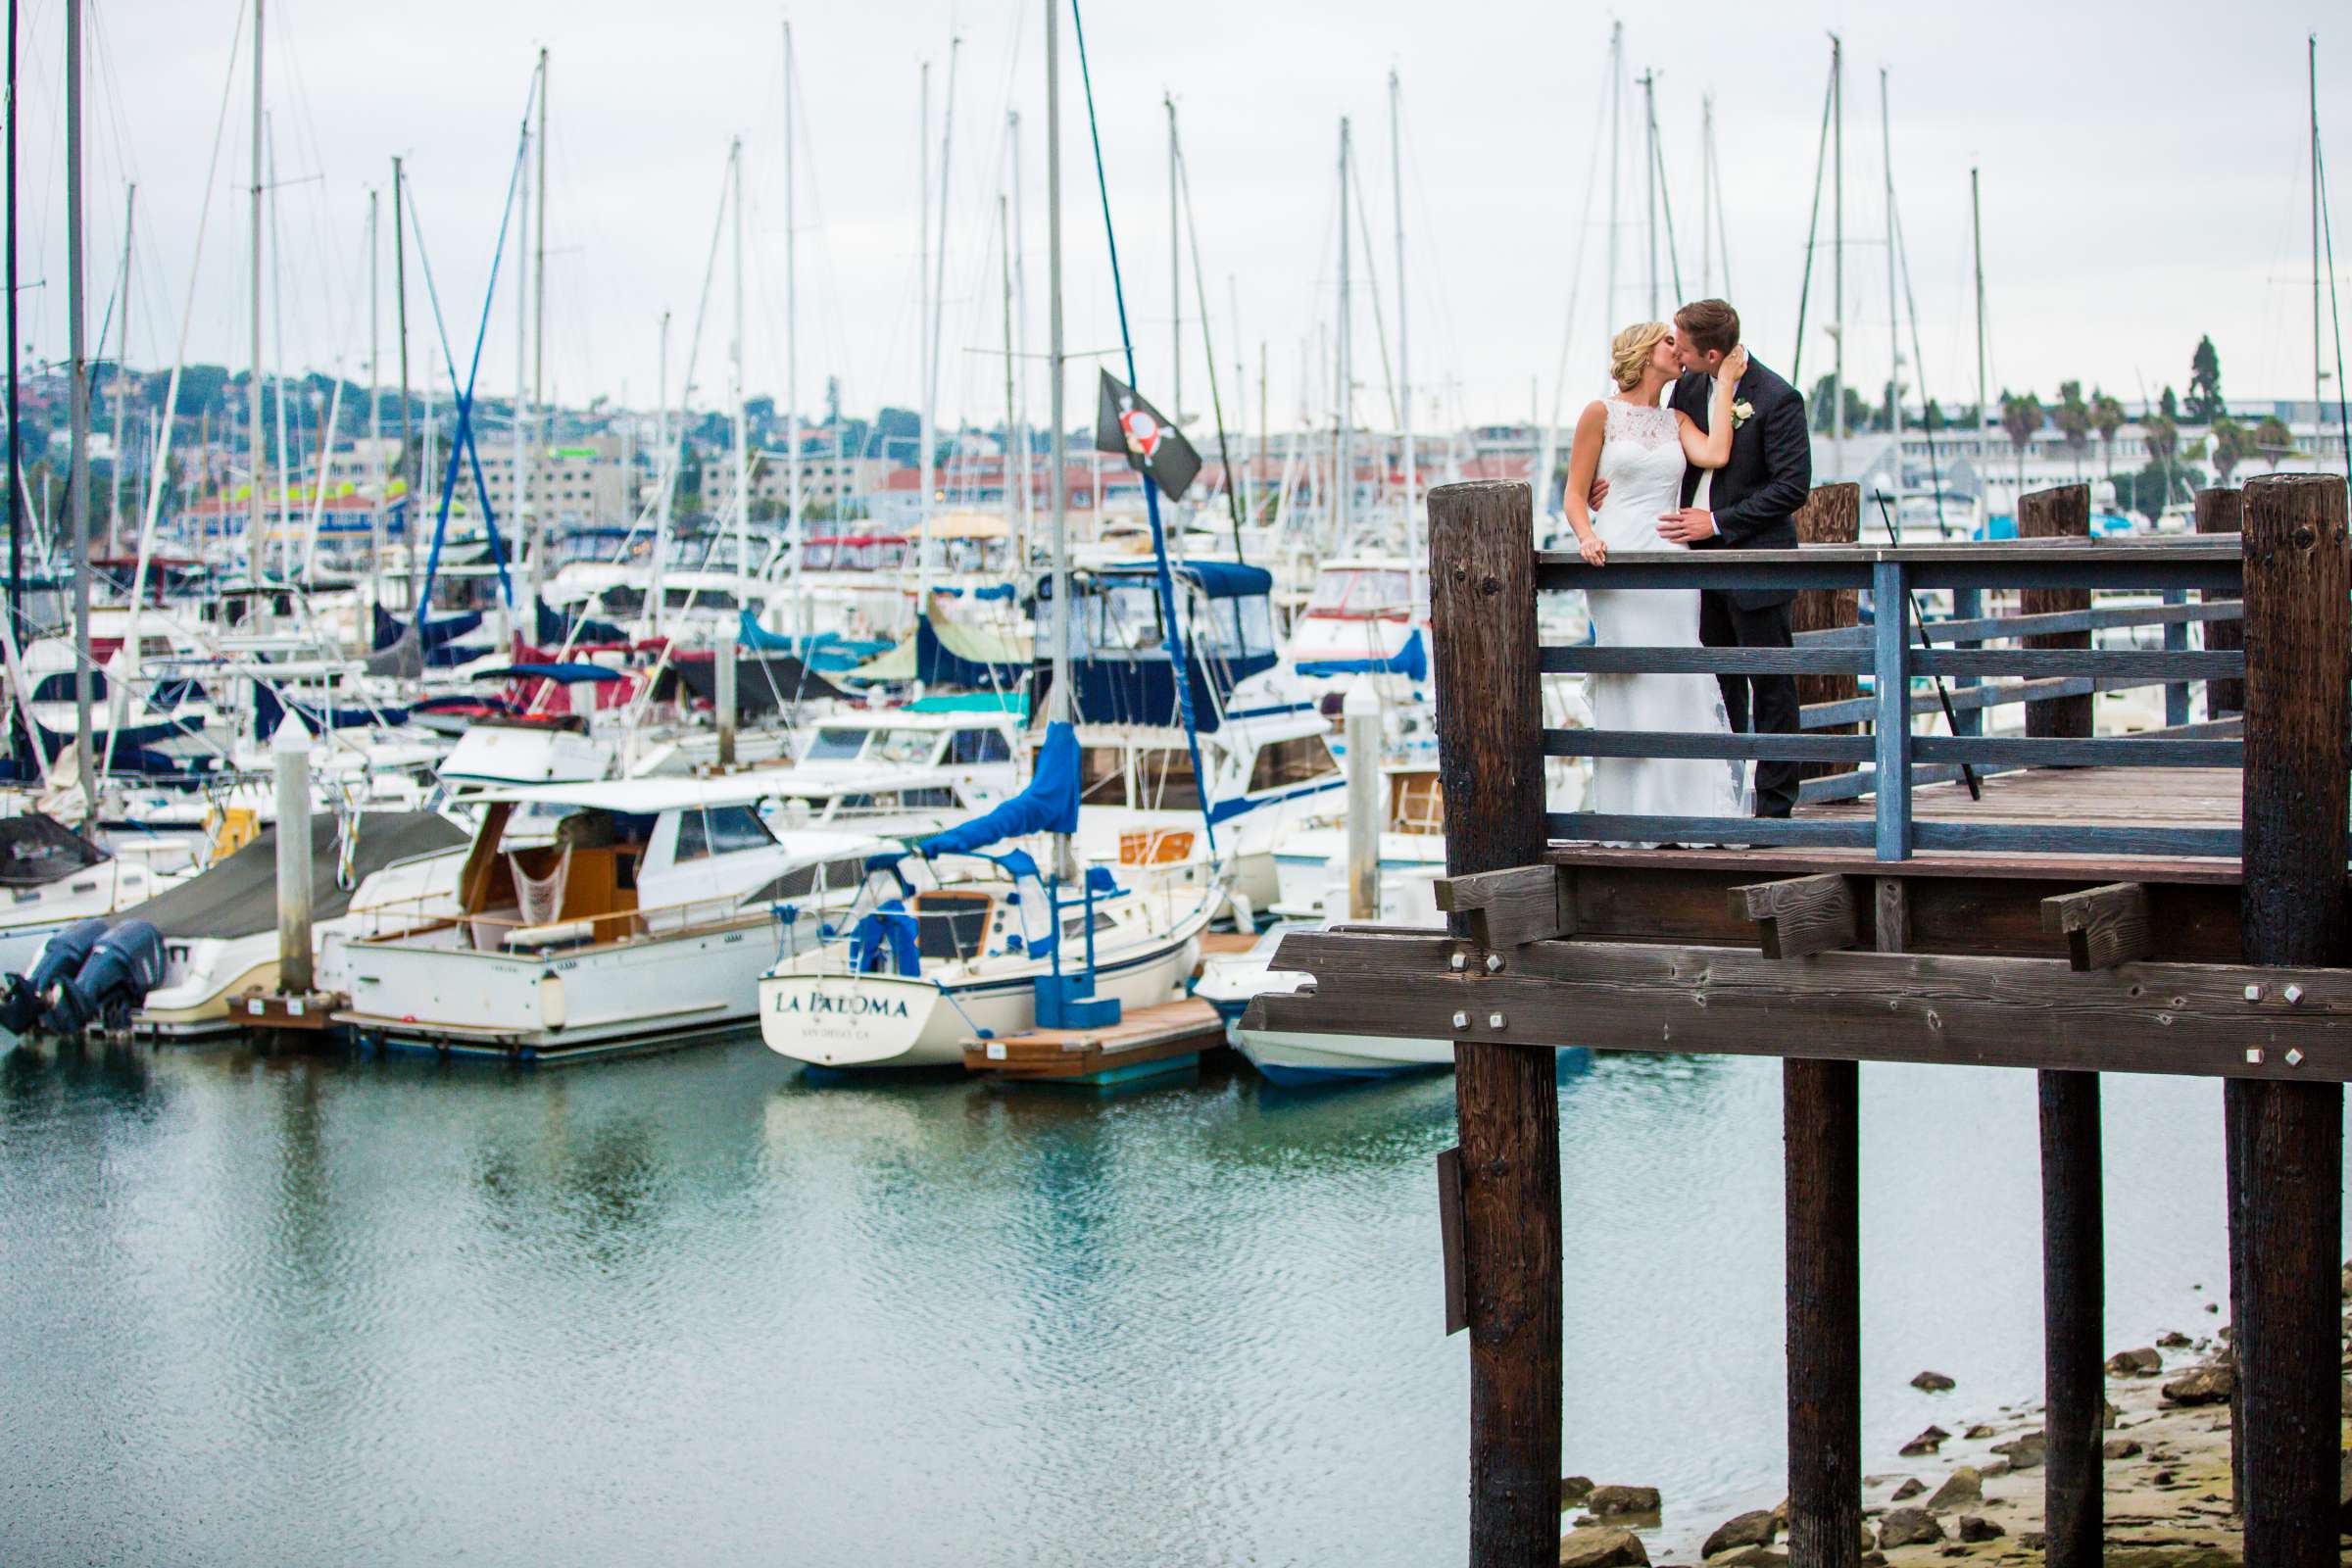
[
  {"xmin": 1295, "ymin": 626, "xmax": 1430, "ymax": 682},
  {"xmin": 1036, "ymin": 563, "xmax": 1278, "ymax": 733},
  {"xmin": 918, "ymin": 720, "xmax": 1079, "ymax": 858},
  {"xmin": 253, "ymin": 684, "xmax": 412, "ymax": 740},
  {"xmin": 736, "ymin": 610, "xmax": 889, "ymax": 672},
  {"xmin": 916, "ymin": 613, "xmax": 1028, "ymax": 689},
  {"xmin": 371, "ymin": 604, "xmax": 485, "ymax": 666},
  {"xmin": 535, "ymin": 600, "xmax": 629, "ymax": 648}
]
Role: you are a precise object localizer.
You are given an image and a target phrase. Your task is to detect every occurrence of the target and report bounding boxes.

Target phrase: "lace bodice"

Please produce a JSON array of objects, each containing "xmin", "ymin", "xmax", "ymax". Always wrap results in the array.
[{"xmin": 1592, "ymin": 398, "xmax": 1688, "ymax": 552}]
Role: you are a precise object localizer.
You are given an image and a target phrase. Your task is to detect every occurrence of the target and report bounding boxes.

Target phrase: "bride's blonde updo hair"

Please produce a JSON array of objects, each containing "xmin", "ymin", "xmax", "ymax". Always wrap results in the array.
[{"xmin": 1609, "ymin": 321, "xmax": 1670, "ymax": 391}]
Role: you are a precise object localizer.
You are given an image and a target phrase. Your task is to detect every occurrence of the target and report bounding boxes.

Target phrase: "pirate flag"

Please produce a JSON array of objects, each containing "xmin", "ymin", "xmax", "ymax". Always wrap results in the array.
[{"xmin": 1095, "ymin": 370, "xmax": 1202, "ymax": 503}]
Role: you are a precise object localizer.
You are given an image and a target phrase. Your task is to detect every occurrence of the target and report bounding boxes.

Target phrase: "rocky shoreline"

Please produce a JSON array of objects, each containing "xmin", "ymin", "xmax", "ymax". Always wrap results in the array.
[{"xmin": 1554, "ymin": 1263, "xmax": 2352, "ymax": 1567}]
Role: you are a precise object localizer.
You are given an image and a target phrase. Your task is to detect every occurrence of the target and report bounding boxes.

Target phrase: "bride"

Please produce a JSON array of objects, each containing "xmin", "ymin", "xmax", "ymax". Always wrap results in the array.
[{"xmin": 1563, "ymin": 320, "xmax": 1750, "ymax": 834}]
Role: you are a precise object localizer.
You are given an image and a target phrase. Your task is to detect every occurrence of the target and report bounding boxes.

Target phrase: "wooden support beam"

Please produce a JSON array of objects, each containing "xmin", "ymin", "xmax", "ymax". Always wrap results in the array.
[
  {"xmin": 2039, "ymin": 882, "xmax": 2153, "ymax": 971},
  {"xmin": 1429, "ymin": 479, "xmax": 1560, "ymax": 1568},
  {"xmin": 2233, "ymin": 471, "xmax": 2346, "ymax": 1567},
  {"xmin": 2193, "ymin": 488, "xmax": 2244, "ymax": 716},
  {"xmin": 2038, "ymin": 1062, "xmax": 2104, "ymax": 1567},
  {"xmin": 2018, "ymin": 485, "xmax": 2093, "ymax": 742},
  {"xmin": 1435, "ymin": 864, "xmax": 1572, "ymax": 949},
  {"xmin": 1250, "ymin": 929, "xmax": 2352, "ymax": 1082},
  {"xmin": 1730, "ymin": 873, "xmax": 1858, "ymax": 959}
]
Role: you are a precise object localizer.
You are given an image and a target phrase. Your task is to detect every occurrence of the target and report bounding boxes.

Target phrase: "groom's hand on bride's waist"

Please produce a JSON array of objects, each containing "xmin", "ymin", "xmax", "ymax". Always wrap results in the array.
[{"xmin": 1657, "ymin": 508, "xmax": 1717, "ymax": 544}]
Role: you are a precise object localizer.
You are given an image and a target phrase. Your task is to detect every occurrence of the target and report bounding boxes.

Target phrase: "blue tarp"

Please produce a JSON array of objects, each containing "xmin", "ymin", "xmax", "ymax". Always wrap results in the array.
[
  {"xmin": 850, "ymin": 901, "xmax": 921, "ymax": 976},
  {"xmin": 371, "ymin": 605, "xmax": 485, "ymax": 666},
  {"xmin": 918, "ymin": 720, "xmax": 1079, "ymax": 858},
  {"xmin": 1038, "ymin": 560, "xmax": 1273, "ymax": 602},
  {"xmin": 535, "ymin": 600, "xmax": 629, "ymax": 648},
  {"xmin": 476, "ymin": 662, "xmax": 625, "ymax": 684},
  {"xmin": 736, "ymin": 610, "xmax": 890, "ymax": 672},
  {"xmin": 253, "ymin": 684, "xmax": 411, "ymax": 740},
  {"xmin": 916, "ymin": 614, "xmax": 1027, "ymax": 690},
  {"xmin": 1295, "ymin": 626, "xmax": 1430, "ymax": 683}
]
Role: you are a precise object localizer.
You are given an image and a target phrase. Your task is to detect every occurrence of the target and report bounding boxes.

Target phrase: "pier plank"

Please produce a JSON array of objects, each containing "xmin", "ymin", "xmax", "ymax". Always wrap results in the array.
[
  {"xmin": 2039, "ymin": 883, "xmax": 2153, "ymax": 971},
  {"xmin": 1730, "ymin": 873, "xmax": 1858, "ymax": 959}
]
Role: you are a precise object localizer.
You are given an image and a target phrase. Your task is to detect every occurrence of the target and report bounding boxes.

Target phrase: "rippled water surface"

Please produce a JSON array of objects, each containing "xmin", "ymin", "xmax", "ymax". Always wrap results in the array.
[{"xmin": 0, "ymin": 1033, "xmax": 2307, "ymax": 1565}]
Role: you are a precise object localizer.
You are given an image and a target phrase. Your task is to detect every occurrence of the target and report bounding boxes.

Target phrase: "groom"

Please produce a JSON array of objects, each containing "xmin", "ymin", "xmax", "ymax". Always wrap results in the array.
[{"xmin": 1655, "ymin": 299, "xmax": 1812, "ymax": 819}]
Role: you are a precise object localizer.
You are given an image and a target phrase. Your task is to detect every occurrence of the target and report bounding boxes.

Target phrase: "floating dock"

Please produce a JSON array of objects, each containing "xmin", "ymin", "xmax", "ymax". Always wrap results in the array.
[{"xmin": 962, "ymin": 997, "xmax": 1226, "ymax": 1086}]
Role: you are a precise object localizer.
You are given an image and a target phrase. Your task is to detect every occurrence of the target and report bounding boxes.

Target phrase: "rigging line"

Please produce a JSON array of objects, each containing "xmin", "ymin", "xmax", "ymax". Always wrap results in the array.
[
  {"xmin": 1540, "ymin": 54, "xmax": 1613, "ymax": 509},
  {"xmin": 1172, "ymin": 140, "xmax": 1245, "ymax": 562},
  {"xmin": 1069, "ymin": 0, "xmax": 1217, "ymax": 851},
  {"xmin": 1789, "ymin": 50, "xmax": 1835, "ymax": 387},
  {"xmin": 1646, "ymin": 86, "xmax": 1685, "ymax": 304},
  {"xmin": 1344, "ymin": 151, "xmax": 1399, "ymax": 431},
  {"xmin": 1888, "ymin": 190, "xmax": 1949, "ymax": 535},
  {"xmin": 2316, "ymin": 93, "xmax": 2350, "ymax": 481}
]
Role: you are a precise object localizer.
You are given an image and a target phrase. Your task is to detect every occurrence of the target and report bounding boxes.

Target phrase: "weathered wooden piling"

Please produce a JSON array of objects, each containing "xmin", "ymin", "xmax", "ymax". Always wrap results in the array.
[
  {"xmin": 2018, "ymin": 484, "xmax": 2092, "ymax": 739},
  {"xmin": 1791, "ymin": 483, "xmax": 1860, "ymax": 777},
  {"xmin": 714, "ymin": 628, "xmax": 740, "ymax": 766},
  {"xmin": 1344, "ymin": 676, "xmax": 1381, "ymax": 921},
  {"xmin": 272, "ymin": 715, "xmax": 315, "ymax": 995},
  {"xmin": 2233, "ymin": 470, "xmax": 2346, "ymax": 1567},
  {"xmin": 1428, "ymin": 480, "xmax": 1560, "ymax": 1568},
  {"xmin": 2194, "ymin": 487, "xmax": 2245, "ymax": 716}
]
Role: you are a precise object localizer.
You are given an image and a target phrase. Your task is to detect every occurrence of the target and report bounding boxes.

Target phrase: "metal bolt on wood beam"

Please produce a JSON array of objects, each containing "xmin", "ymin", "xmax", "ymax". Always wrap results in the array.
[
  {"xmin": 1450, "ymin": 952, "xmax": 1467, "ymax": 971},
  {"xmin": 2244, "ymin": 985, "xmax": 2264, "ymax": 1002},
  {"xmin": 1488, "ymin": 1013, "xmax": 1505, "ymax": 1030},
  {"xmin": 2247, "ymin": 1049, "xmax": 2266, "ymax": 1064},
  {"xmin": 2283, "ymin": 985, "xmax": 2303, "ymax": 1004},
  {"xmin": 1452, "ymin": 1010, "xmax": 1469, "ymax": 1030},
  {"xmin": 1485, "ymin": 954, "xmax": 1503, "ymax": 973},
  {"xmin": 2285, "ymin": 1050, "xmax": 2304, "ymax": 1067}
]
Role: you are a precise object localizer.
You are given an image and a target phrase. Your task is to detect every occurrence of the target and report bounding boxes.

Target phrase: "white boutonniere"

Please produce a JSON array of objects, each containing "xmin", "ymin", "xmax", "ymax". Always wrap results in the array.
[{"xmin": 1731, "ymin": 399, "xmax": 1756, "ymax": 430}]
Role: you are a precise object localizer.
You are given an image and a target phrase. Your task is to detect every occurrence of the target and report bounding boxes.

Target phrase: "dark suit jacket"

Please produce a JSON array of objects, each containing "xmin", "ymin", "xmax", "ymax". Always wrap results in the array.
[{"xmin": 1670, "ymin": 357, "xmax": 1811, "ymax": 609}]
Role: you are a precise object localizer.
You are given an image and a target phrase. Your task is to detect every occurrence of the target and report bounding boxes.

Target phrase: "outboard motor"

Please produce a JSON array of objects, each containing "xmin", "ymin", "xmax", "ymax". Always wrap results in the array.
[
  {"xmin": 0, "ymin": 918, "xmax": 109, "ymax": 1035},
  {"xmin": 43, "ymin": 920, "xmax": 167, "ymax": 1037}
]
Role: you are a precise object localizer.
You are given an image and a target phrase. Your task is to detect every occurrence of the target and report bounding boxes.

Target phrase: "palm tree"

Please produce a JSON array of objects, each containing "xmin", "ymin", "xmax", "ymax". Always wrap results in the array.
[
  {"xmin": 1999, "ymin": 391, "xmax": 2043, "ymax": 499},
  {"xmin": 2141, "ymin": 412, "xmax": 2180, "ymax": 468},
  {"xmin": 2254, "ymin": 415, "xmax": 2293, "ymax": 470},
  {"xmin": 2089, "ymin": 391, "xmax": 2126, "ymax": 479},
  {"xmin": 2210, "ymin": 416, "xmax": 2254, "ymax": 486},
  {"xmin": 2052, "ymin": 381, "xmax": 2092, "ymax": 482}
]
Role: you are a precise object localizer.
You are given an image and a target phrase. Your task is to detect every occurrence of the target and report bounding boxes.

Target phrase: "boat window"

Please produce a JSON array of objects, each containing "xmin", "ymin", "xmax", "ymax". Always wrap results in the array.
[
  {"xmin": 1080, "ymin": 746, "xmax": 1128, "ymax": 807},
  {"xmin": 1134, "ymin": 747, "xmax": 1203, "ymax": 810},
  {"xmin": 1250, "ymin": 736, "xmax": 1339, "ymax": 792},
  {"xmin": 902, "ymin": 787, "xmax": 956, "ymax": 809},
  {"xmin": 675, "ymin": 804, "xmax": 777, "ymax": 861},
  {"xmin": 872, "ymin": 729, "xmax": 936, "ymax": 766},
  {"xmin": 1093, "ymin": 584, "xmax": 1166, "ymax": 652},
  {"xmin": 803, "ymin": 728, "xmax": 867, "ymax": 761},
  {"xmin": 949, "ymin": 727, "xmax": 1012, "ymax": 764},
  {"xmin": 1061, "ymin": 910, "xmax": 1118, "ymax": 940},
  {"xmin": 914, "ymin": 891, "xmax": 992, "ymax": 960}
]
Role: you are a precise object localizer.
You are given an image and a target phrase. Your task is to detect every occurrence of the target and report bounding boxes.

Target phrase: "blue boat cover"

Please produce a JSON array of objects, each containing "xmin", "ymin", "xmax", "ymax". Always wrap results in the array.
[
  {"xmin": 535, "ymin": 600, "xmax": 629, "ymax": 648},
  {"xmin": 476, "ymin": 662, "xmax": 626, "ymax": 684},
  {"xmin": 850, "ymin": 901, "xmax": 921, "ymax": 976},
  {"xmin": 918, "ymin": 720, "xmax": 1079, "ymax": 858},
  {"xmin": 1295, "ymin": 626, "xmax": 1430, "ymax": 682}
]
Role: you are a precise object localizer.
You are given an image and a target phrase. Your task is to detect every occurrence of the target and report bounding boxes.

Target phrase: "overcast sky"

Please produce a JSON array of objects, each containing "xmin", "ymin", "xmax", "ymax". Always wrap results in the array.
[{"xmin": 10, "ymin": 0, "xmax": 2343, "ymax": 435}]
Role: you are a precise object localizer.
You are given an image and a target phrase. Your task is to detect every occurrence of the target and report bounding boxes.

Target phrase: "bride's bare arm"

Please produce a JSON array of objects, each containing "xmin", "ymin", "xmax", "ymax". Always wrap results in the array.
[
  {"xmin": 1677, "ymin": 345, "xmax": 1749, "ymax": 469},
  {"xmin": 1564, "ymin": 402, "xmax": 1609, "ymax": 565}
]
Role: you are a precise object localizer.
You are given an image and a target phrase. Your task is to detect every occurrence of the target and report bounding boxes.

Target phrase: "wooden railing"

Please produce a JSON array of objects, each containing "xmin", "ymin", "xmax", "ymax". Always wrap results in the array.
[{"xmin": 1540, "ymin": 527, "xmax": 2247, "ymax": 858}]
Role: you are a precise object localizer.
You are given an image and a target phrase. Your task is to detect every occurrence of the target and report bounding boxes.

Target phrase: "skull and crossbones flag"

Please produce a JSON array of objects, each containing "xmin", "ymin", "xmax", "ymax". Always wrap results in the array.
[{"xmin": 1095, "ymin": 370, "xmax": 1202, "ymax": 503}]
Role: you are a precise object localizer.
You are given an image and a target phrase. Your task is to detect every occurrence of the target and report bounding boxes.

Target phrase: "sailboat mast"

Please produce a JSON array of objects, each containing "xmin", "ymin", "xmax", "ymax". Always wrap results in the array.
[
  {"xmin": 1831, "ymin": 33, "xmax": 1844, "ymax": 477},
  {"xmin": 1044, "ymin": 0, "xmax": 1075, "ymax": 878},
  {"xmin": 1008, "ymin": 108, "xmax": 1029, "ymax": 566},
  {"xmin": 367, "ymin": 186, "xmax": 382, "ymax": 614},
  {"xmin": 108, "ymin": 184, "xmax": 131, "ymax": 558},
  {"xmin": 1336, "ymin": 117, "xmax": 1352, "ymax": 547},
  {"xmin": 247, "ymin": 0, "xmax": 265, "ymax": 579},
  {"xmin": 926, "ymin": 37, "xmax": 961, "ymax": 580},
  {"xmin": 1881, "ymin": 67, "xmax": 1897, "ymax": 442},
  {"xmin": 1971, "ymin": 168, "xmax": 1986, "ymax": 440},
  {"xmin": 394, "ymin": 159, "xmax": 412, "ymax": 608},
  {"xmin": 783, "ymin": 22, "xmax": 800, "ymax": 574},
  {"xmin": 1700, "ymin": 94, "xmax": 1713, "ymax": 296},
  {"xmin": 66, "ymin": 0, "xmax": 91, "ymax": 807},
  {"xmin": 1640, "ymin": 69, "xmax": 1657, "ymax": 319},
  {"xmin": 529, "ymin": 47, "xmax": 547, "ymax": 606},
  {"xmin": 514, "ymin": 116, "xmax": 530, "ymax": 606},
  {"xmin": 1392, "ymin": 69, "xmax": 1414, "ymax": 560},
  {"xmin": 652, "ymin": 311, "xmax": 670, "ymax": 636},
  {"xmin": 917, "ymin": 63, "xmax": 934, "ymax": 577},
  {"xmin": 6, "ymin": 0, "xmax": 19, "ymax": 639},
  {"xmin": 1001, "ymin": 190, "xmax": 1016, "ymax": 541},
  {"xmin": 1604, "ymin": 22, "xmax": 1620, "ymax": 335},
  {"xmin": 268, "ymin": 114, "xmax": 289, "ymax": 571},
  {"xmin": 730, "ymin": 136, "xmax": 748, "ymax": 581},
  {"xmin": 1166, "ymin": 93, "xmax": 1180, "ymax": 419}
]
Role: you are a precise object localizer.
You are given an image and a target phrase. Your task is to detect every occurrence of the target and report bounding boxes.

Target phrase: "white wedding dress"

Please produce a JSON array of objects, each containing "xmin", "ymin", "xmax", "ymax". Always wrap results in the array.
[{"xmin": 1581, "ymin": 398, "xmax": 1749, "ymax": 837}]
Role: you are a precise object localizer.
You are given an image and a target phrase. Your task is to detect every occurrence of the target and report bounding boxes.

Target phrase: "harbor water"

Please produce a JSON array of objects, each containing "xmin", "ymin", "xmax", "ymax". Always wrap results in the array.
[{"xmin": 0, "ymin": 1033, "xmax": 2280, "ymax": 1564}]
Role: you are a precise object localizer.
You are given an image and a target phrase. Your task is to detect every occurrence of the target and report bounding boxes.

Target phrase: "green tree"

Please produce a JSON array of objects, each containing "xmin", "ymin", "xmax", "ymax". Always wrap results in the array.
[
  {"xmin": 2052, "ymin": 381, "xmax": 2092, "ymax": 481},
  {"xmin": 2141, "ymin": 411, "xmax": 2180, "ymax": 468},
  {"xmin": 2184, "ymin": 336, "xmax": 2224, "ymax": 424},
  {"xmin": 2253, "ymin": 415, "xmax": 2293, "ymax": 468},
  {"xmin": 2209, "ymin": 416, "xmax": 2254, "ymax": 485},
  {"xmin": 2089, "ymin": 391, "xmax": 2127, "ymax": 477},
  {"xmin": 2158, "ymin": 385, "xmax": 2180, "ymax": 423},
  {"xmin": 1999, "ymin": 389, "xmax": 2043, "ymax": 494}
]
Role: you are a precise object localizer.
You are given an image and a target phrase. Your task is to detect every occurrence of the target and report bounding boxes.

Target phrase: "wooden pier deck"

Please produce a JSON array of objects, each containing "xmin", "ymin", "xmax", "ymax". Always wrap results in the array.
[
  {"xmin": 1249, "ymin": 475, "xmax": 2352, "ymax": 1568},
  {"xmin": 961, "ymin": 997, "xmax": 1226, "ymax": 1085}
]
